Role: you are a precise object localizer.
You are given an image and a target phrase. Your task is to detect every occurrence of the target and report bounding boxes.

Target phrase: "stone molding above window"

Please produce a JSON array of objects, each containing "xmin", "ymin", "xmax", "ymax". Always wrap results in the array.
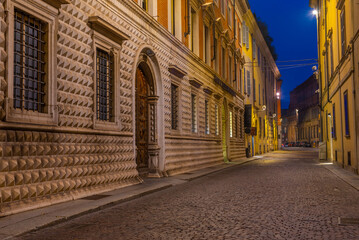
[
  {"xmin": 189, "ymin": 78, "xmax": 203, "ymax": 89},
  {"xmin": 168, "ymin": 64, "xmax": 187, "ymax": 79},
  {"xmin": 88, "ymin": 16, "xmax": 130, "ymax": 45},
  {"xmin": 42, "ymin": 0, "xmax": 70, "ymax": 9},
  {"xmin": 5, "ymin": 0, "xmax": 59, "ymax": 126},
  {"xmin": 89, "ymin": 17, "xmax": 128, "ymax": 131}
]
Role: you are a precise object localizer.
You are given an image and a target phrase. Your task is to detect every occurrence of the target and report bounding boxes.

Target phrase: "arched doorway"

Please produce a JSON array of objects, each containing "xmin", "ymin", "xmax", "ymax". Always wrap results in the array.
[
  {"xmin": 135, "ymin": 67, "xmax": 150, "ymax": 175},
  {"xmin": 134, "ymin": 51, "xmax": 163, "ymax": 177}
]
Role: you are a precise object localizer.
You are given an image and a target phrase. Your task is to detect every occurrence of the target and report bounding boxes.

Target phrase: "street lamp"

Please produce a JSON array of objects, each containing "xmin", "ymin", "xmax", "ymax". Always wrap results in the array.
[{"xmin": 312, "ymin": 9, "xmax": 318, "ymax": 16}]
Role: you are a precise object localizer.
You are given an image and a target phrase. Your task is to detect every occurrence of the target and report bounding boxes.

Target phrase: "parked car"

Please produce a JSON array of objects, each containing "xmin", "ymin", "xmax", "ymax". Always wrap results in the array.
[{"xmin": 305, "ymin": 142, "xmax": 312, "ymax": 147}]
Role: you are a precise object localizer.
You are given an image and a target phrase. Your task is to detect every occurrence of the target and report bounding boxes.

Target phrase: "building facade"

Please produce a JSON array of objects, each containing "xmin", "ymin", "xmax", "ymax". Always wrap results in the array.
[
  {"xmin": 310, "ymin": 0, "xmax": 359, "ymax": 174},
  {"xmin": 295, "ymin": 75, "xmax": 320, "ymax": 147},
  {"xmin": 281, "ymin": 75, "xmax": 320, "ymax": 147},
  {"xmin": 0, "ymin": 0, "xmax": 280, "ymax": 216},
  {"xmin": 241, "ymin": 6, "xmax": 281, "ymax": 156}
]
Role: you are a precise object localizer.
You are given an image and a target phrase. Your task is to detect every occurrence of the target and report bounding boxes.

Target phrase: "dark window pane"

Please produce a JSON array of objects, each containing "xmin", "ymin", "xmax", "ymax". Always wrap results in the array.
[{"xmin": 13, "ymin": 9, "xmax": 46, "ymax": 112}]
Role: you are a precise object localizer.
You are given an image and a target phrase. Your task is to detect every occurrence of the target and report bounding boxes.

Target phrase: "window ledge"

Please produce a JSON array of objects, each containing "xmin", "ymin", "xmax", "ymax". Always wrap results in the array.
[{"xmin": 94, "ymin": 120, "xmax": 121, "ymax": 132}]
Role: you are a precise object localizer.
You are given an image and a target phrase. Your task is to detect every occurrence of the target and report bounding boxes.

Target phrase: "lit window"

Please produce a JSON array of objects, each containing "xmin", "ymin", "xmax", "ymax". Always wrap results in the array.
[
  {"xmin": 229, "ymin": 111, "xmax": 233, "ymax": 138},
  {"xmin": 205, "ymin": 100, "xmax": 209, "ymax": 134},
  {"xmin": 215, "ymin": 104, "xmax": 219, "ymax": 135}
]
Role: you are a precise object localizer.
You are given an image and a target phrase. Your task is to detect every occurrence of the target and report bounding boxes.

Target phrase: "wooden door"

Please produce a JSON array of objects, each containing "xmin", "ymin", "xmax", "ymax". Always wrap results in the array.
[{"xmin": 135, "ymin": 68, "xmax": 149, "ymax": 170}]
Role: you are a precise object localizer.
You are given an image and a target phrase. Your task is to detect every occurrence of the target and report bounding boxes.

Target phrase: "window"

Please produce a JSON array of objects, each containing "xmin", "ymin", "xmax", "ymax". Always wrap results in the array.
[
  {"xmin": 229, "ymin": 55, "xmax": 232, "ymax": 84},
  {"xmin": 7, "ymin": 0, "xmax": 59, "ymax": 125},
  {"xmin": 263, "ymin": 119, "xmax": 266, "ymax": 138},
  {"xmin": 237, "ymin": 22, "xmax": 241, "ymax": 44},
  {"xmin": 222, "ymin": 47, "xmax": 226, "ymax": 79},
  {"xmin": 96, "ymin": 48, "xmax": 114, "ymax": 121},
  {"xmin": 330, "ymin": 37, "xmax": 334, "ymax": 76},
  {"xmin": 190, "ymin": 8, "xmax": 195, "ymax": 52},
  {"xmin": 243, "ymin": 67, "xmax": 246, "ymax": 93},
  {"xmin": 205, "ymin": 100, "xmax": 209, "ymax": 134},
  {"xmin": 259, "ymin": 117, "xmax": 262, "ymax": 138},
  {"xmin": 204, "ymin": 25, "xmax": 210, "ymax": 64},
  {"xmin": 253, "ymin": 78, "xmax": 256, "ymax": 101},
  {"xmin": 234, "ymin": 113, "xmax": 238, "ymax": 138},
  {"xmin": 13, "ymin": 9, "xmax": 47, "ymax": 113},
  {"xmin": 171, "ymin": 84, "xmax": 179, "ymax": 130},
  {"xmin": 259, "ymin": 85, "xmax": 261, "ymax": 105},
  {"xmin": 340, "ymin": 8, "xmax": 346, "ymax": 58},
  {"xmin": 140, "ymin": 0, "xmax": 148, "ymax": 11},
  {"xmin": 215, "ymin": 37, "xmax": 219, "ymax": 73},
  {"xmin": 190, "ymin": 8, "xmax": 198, "ymax": 54},
  {"xmin": 344, "ymin": 91, "xmax": 349, "ymax": 136},
  {"xmin": 229, "ymin": 111, "xmax": 233, "ymax": 137},
  {"xmin": 227, "ymin": 4, "xmax": 232, "ymax": 28},
  {"xmin": 171, "ymin": 0, "xmax": 175, "ymax": 35},
  {"xmin": 221, "ymin": 0, "xmax": 226, "ymax": 16},
  {"xmin": 258, "ymin": 49, "xmax": 261, "ymax": 66},
  {"xmin": 332, "ymin": 104, "xmax": 336, "ymax": 138},
  {"xmin": 247, "ymin": 70, "xmax": 251, "ymax": 95},
  {"xmin": 215, "ymin": 104, "xmax": 219, "ymax": 135},
  {"xmin": 191, "ymin": 94, "xmax": 197, "ymax": 133},
  {"xmin": 239, "ymin": 115, "xmax": 243, "ymax": 138},
  {"xmin": 252, "ymin": 37, "xmax": 256, "ymax": 59}
]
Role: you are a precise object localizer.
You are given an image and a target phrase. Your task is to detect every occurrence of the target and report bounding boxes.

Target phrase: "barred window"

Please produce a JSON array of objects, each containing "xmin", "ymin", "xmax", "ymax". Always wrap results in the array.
[
  {"xmin": 13, "ymin": 9, "xmax": 47, "ymax": 112},
  {"xmin": 205, "ymin": 100, "xmax": 209, "ymax": 134},
  {"xmin": 215, "ymin": 104, "xmax": 219, "ymax": 135},
  {"xmin": 96, "ymin": 48, "xmax": 114, "ymax": 121},
  {"xmin": 229, "ymin": 111, "xmax": 233, "ymax": 138},
  {"xmin": 191, "ymin": 94, "xmax": 197, "ymax": 133},
  {"xmin": 171, "ymin": 84, "xmax": 178, "ymax": 130}
]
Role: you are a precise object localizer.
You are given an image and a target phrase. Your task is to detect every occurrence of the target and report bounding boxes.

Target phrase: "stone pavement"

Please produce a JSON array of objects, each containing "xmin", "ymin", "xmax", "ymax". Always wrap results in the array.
[
  {"xmin": 4, "ymin": 150, "xmax": 359, "ymax": 240},
  {"xmin": 0, "ymin": 155, "xmax": 259, "ymax": 240}
]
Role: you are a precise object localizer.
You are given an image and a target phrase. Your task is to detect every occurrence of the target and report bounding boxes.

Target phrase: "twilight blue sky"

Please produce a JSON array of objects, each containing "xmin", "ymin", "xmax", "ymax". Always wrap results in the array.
[{"xmin": 249, "ymin": 0, "xmax": 318, "ymax": 109}]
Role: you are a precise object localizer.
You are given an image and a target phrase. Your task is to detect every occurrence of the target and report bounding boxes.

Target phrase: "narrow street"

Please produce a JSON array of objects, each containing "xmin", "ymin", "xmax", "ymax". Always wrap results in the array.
[{"xmin": 16, "ymin": 150, "xmax": 359, "ymax": 240}]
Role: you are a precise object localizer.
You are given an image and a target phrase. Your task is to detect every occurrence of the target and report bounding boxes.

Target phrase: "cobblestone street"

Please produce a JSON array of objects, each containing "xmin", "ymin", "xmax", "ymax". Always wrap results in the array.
[{"xmin": 16, "ymin": 150, "xmax": 359, "ymax": 240}]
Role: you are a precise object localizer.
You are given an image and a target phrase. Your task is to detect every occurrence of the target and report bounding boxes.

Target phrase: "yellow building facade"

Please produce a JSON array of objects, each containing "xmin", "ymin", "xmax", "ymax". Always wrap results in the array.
[
  {"xmin": 310, "ymin": 0, "xmax": 359, "ymax": 174},
  {"xmin": 241, "ymin": 7, "xmax": 281, "ymax": 156}
]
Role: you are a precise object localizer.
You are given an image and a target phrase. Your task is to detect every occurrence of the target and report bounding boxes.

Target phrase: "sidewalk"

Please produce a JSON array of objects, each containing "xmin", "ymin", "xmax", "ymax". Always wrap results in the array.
[
  {"xmin": 0, "ymin": 156, "xmax": 260, "ymax": 240},
  {"xmin": 322, "ymin": 162, "xmax": 359, "ymax": 191}
]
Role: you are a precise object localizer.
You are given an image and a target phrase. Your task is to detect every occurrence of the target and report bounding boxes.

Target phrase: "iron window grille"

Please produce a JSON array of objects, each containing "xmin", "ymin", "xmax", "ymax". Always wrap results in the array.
[
  {"xmin": 191, "ymin": 94, "xmax": 197, "ymax": 133},
  {"xmin": 13, "ymin": 9, "xmax": 47, "ymax": 112},
  {"xmin": 205, "ymin": 100, "xmax": 209, "ymax": 134},
  {"xmin": 171, "ymin": 84, "xmax": 178, "ymax": 130},
  {"xmin": 96, "ymin": 48, "xmax": 114, "ymax": 121}
]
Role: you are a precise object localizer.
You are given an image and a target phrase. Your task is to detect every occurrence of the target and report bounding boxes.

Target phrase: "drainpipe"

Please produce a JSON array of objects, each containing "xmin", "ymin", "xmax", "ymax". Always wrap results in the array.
[
  {"xmin": 184, "ymin": 0, "xmax": 190, "ymax": 38},
  {"xmin": 325, "ymin": 0, "xmax": 331, "ymax": 105}
]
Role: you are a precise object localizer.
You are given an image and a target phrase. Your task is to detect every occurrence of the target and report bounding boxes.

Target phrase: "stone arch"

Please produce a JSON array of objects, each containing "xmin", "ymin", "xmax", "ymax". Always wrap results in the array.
[{"xmin": 132, "ymin": 45, "xmax": 164, "ymax": 177}]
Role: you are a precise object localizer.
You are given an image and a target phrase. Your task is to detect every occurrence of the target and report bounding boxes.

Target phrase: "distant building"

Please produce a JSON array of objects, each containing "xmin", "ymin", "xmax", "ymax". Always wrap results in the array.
[{"xmin": 282, "ymin": 75, "xmax": 320, "ymax": 146}]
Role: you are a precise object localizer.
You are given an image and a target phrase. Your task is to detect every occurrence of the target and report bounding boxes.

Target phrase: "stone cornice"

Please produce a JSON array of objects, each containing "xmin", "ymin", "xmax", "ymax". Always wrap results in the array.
[
  {"xmin": 42, "ymin": 0, "xmax": 70, "ymax": 9},
  {"xmin": 88, "ymin": 16, "xmax": 130, "ymax": 45}
]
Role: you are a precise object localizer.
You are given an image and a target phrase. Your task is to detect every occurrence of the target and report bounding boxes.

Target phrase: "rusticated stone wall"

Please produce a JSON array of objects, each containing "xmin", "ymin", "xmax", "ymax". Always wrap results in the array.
[{"xmin": 0, "ymin": 0, "xmax": 246, "ymax": 216}]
